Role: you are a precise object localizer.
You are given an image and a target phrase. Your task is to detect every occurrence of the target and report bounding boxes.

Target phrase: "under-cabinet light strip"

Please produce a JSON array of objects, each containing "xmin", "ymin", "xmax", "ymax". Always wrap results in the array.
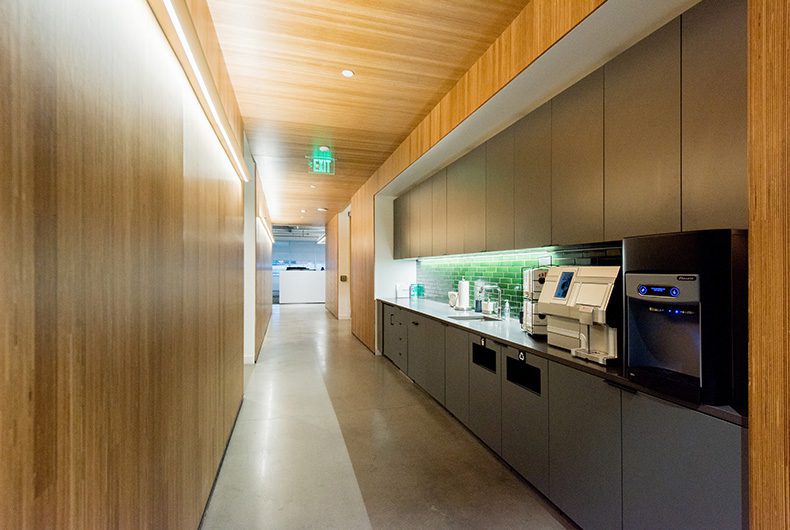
[{"xmin": 162, "ymin": 0, "xmax": 249, "ymax": 182}]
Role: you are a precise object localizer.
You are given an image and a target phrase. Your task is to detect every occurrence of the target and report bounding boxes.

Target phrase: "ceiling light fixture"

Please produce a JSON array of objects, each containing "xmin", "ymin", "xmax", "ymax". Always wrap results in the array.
[
  {"xmin": 319, "ymin": 145, "xmax": 330, "ymax": 152},
  {"xmin": 300, "ymin": 209, "xmax": 307, "ymax": 213},
  {"xmin": 162, "ymin": 0, "xmax": 248, "ymax": 182},
  {"xmin": 310, "ymin": 184, "xmax": 317, "ymax": 189},
  {"xmin": 317, "ymin": 208, "xmax": 328, "ymax": 212},
  {"xmin": 341, "ymin": 69, "xmax": 355, "ymax": 78}
]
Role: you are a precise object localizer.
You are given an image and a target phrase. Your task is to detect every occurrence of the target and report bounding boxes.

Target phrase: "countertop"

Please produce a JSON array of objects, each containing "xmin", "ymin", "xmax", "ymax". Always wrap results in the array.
[{"xmin": 378, "ymin": 297, "xmax": 746, "ymax": 427}]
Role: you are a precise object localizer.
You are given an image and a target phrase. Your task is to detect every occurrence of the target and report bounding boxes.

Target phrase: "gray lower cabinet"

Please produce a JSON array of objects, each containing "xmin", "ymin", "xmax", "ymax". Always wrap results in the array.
[
  {"xmin": 548, "ymin": 361, "xmax": 622, "ymax": 530},
  {"xmin": 469, "ymin": 336, "xmax": 502, "ymax": 455},
  {"xmin": 445, "ymin": 326, "xmax": 470, "ymax": 426},
  {"xmin": 622, "ymin": 391, "xmax": 746, "ymax": 530},
  {"xmin": 382, "ymin": 304, "xmax": 407, "ymax": 373},
  {"xmin": 501, "ymin": 347, "xmax": 549, "ymax": 496},
  {"xmin": 407, "ymin": 312, "xmax": 445, "ymax": 404}
]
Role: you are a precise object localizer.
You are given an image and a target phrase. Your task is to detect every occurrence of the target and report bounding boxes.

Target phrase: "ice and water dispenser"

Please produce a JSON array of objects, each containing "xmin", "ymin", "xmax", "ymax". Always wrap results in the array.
[{"xmin": 623, "ymin": 230, "xmax": 747, "ymax": 407}]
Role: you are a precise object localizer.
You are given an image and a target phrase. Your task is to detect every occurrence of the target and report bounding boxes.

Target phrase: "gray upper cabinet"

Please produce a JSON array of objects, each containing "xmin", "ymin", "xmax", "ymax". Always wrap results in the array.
[
  {"xmin": 604, "ymin": 18, "xmax": 681, "ymax": 240},
  {"xmin": 501, "ymin": 347, "xmax": 549, "ymax": 496},
  {"xmin": 446, "ymin": 157, "xmax": 465, "ymax": 255},
  {"xmin": 463, "ymin": 145, "xmax": 487, "ymax": 254},
  {"xmin": 551, "ymin": 68, "xmax": 604, "ymax": 245},
  {"xmin": 416, "ymin": 179, "xmax": 433, "ymax": 257},
  {"xmin": 549, "ymin": 361, "xmax": 622, "ymax": 530},
  {"xmin": 514, "ymin": 101, "xmax": 552, "ymax": 249},
  {"xmin": 485, "ymin": 127, "xmax": 515, "ymax": 251},
  {"xmin": 431, "ymin": 169, "xmax": 447, "ymax": 256},
  {"xmin": 681, "ymin": 0, "xmax": 747, "ymax": 231},
  {"xmin": 393, "ymin": 194, "xmax": 409, "ymax": 259},
  {"xmin": 622, "ymin": 391, "xmax": 746, "ymax": 530},
  {"xmin": 407, "ymin": 186, "xmax": 420, "ymax": 257},
  {"xmin": 445, "ymin": 326, "xmax": 470, "ymax": 426}
]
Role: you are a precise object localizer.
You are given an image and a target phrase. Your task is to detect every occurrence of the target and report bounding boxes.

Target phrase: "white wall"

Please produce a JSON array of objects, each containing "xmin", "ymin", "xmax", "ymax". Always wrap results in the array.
[
  {"xmin": 374, "ymin": 195, "xmax": 416, "ymax": 353},
  {"xmin": 243, "ymin": 167, "xmax": 256, "ymax": 365},
  {"xmin": 338, "ymin": 205, "xmax": 351, "ymax": 319}
]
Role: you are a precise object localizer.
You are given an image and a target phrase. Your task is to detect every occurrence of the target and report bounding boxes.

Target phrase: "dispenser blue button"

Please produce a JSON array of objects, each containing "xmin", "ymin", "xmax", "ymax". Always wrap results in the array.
[
  {"xmin": 638, "ymin": 285, "xmax": 648, "ymax": 296},
  {"xmin": 669, "ymin": 287, "xmax": 680, "ymax": 297}
]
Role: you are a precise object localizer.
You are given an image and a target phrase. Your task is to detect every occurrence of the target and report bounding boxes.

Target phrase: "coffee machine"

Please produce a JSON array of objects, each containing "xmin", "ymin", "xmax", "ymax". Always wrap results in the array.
[
  {"xmin": 623, "ymin": 229, "xmax": 747, "ymax": 407},
  {"xmin": 522, "ymin": 267, "xmax": 548, "ymax": 335},
  {"xmin": 537, "ymin": 265, "xmax": 621, "ymax": 365}
]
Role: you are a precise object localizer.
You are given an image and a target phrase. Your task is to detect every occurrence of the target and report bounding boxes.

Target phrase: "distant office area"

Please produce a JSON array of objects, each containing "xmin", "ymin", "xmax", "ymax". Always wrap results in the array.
[{"xmin": 272, "ymin": 226, "xmax": 326, "ymax": 304}]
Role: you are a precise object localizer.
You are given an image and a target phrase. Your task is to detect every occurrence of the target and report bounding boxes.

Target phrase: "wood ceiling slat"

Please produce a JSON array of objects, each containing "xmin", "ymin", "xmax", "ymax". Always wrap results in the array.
[{"xmin": 207, "ymin": 0, "xmax": 529, "ymax": 225}]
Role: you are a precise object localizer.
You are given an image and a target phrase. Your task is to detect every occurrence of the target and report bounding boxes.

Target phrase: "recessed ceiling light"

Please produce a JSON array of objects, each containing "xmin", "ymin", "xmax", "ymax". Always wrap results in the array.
[
  {"xmin": 341, "ymin": 69, "xmax": 355, "ymax": 78},
  {"xmin": 309, "ymin": 184, "xmax": 317, "ymax": 189},
  {"xmin": 319, "ymin": 145, "xmax": 330, "ymax": 152},
  {"xmin": 300, "ymin": 209, "xmax": 307, "ymax": 213},
  {"xmin": 317, "ymin": 208, "xmax": 328, "ymax": 212}
]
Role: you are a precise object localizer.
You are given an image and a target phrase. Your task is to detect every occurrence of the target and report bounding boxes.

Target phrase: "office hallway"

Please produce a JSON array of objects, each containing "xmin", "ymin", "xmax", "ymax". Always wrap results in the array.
[{"xmin": 202, "ymin": 305, "xmax": 571, "ymax": 529}]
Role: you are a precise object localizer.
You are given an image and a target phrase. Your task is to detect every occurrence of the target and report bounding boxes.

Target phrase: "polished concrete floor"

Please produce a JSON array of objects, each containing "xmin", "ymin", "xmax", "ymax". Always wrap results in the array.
[{"xmin": 202, "ymin": 304, "xmax": 573, "ymax": 529}]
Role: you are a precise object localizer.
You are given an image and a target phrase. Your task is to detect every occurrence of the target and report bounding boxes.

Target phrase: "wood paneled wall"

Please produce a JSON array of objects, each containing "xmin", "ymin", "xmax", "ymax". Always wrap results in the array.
[
  {"xmin": 325, "ymin": 214, "xmax": 340, "ymax": 318},
  {"xmin": 748, "ymin": 1, "xmax": 790, "ymax": 526},
  {"xmin": 350, "ymin": 178, "xmax": 378, "ymax": 350},
  {"xmin": 184, "ymin": 0, "xmax": 245, "ymax": 146},
  {"xmin": 255, "ymin": 175, "xmax": 273, "ymax": 358},
  {"xmin": 349, "ymin": 0, "xmax": 606, "ymax": 352},
  {"xmin": 0, "ymin": 1, "xmax": 243, "ymax": 528}
]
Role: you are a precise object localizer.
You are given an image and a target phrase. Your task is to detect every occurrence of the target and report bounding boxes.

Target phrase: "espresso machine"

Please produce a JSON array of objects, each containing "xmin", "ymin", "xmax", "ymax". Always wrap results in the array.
[
  {"xmin": 623, "ymin": 229, "xmax": 747, "ymax": 407},
  {"xmin": 537, "ymin": 265, "xmax": 621, "ymax": 365},
  {"xmin": 522, "ymin": 267, "xmax": 548, "ymax": 335}
]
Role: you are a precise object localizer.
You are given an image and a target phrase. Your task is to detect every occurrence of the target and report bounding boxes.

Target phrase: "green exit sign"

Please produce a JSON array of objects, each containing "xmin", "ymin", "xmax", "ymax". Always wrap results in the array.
[{"xmin": 309, "ymin": 157, "xmax": 335, "ymax": 175}]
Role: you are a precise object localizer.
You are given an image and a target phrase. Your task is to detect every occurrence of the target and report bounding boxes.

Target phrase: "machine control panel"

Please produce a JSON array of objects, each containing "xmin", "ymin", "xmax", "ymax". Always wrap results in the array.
[{"xmin": 637, "ymin": 284, "xmax": 680, "ymax": 297}]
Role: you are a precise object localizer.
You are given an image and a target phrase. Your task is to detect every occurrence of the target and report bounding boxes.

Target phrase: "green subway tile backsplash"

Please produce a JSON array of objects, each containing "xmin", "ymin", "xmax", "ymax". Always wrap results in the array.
[{"xmin": 416, "ymin": 245, "xmax": 622, "ymax": 318}]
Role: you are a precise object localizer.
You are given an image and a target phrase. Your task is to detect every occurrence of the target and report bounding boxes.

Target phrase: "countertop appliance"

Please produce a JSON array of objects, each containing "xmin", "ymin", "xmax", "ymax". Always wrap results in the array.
[
  {"xmin": 522, "ymin": 267, "xmax": 548, "ymax": 335},
  {"xmin": 623, "ymin": 229, "xmax": 747, "ymax": 406},
  {"xmin": 537, "ymin": 266, "xmax": 621, "ymax": 365}
]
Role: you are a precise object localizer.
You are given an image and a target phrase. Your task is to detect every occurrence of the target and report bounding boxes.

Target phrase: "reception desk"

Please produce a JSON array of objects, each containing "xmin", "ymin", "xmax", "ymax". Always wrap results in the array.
[{"xmin": 279, "ymin": 270, "xmax": 326, "ymax": 304}]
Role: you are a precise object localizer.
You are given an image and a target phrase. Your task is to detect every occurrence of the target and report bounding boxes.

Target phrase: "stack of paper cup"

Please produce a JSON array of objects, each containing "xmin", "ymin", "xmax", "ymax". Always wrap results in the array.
[{"xmin": 457, "ymin": 278, "xmax": 470, "ymax": 310}]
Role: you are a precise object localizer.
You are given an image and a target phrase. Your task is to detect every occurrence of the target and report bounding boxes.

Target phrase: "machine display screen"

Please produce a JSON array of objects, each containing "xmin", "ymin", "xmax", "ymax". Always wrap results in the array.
[
  {"xmin": 638, "ymin": 284, "xmax": 680, "ymax": 298},
  {"xmin": 554, "ymin": 271, "xmax": 574, "ymax": 299}
]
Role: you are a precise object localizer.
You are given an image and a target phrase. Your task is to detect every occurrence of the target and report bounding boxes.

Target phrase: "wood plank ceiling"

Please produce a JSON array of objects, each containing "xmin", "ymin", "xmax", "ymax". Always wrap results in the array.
[{"xmin": 206, "ymin": 0, "xmax": 530, "ymax": 225}]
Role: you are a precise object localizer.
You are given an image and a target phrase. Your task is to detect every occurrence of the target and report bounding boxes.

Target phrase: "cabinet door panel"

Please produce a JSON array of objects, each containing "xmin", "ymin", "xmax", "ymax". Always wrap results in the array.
[
  {"xmin": 622, "ymin": 392, "xmax": 746, "ymax": 530},
  {"xmin": 390, "ymin": 307, "xmax": 408, "ymax": 373},
  {"xmin": 417, "ymin": 179, "xmax": 432, "ymax": 257},
  {"xmin": 469, "ymin": 337, "xmax": 501, "ymax": 454},
  {"xmin": 407, "ymin": 187, "xmax": 420, "ymax": 258},
  {"xmin": 393, "ymin": 195, "xmax": 408, "ymax": 259},
  {"xmin": 682, "ymin": 0, "xmax": 747, "ymax": 230},
  {"xmin": 446, "ymin": 158, "xmax": 465, "ymax": 255},
  {"xmin": 605, "ymin": 17, "xmax": 681, "ymax": 239},
  {"xmin": 463, "ymin": 145, "xmax": 487, "ymax": 254},
  {"xmin": 501, "ymin": 348, "xmax": 549, "ymax": 495},
  {"xmin": 514, "ymin": 101, "xmax": 552, "ymax": 249},
  {"xmin": 445, "ymin": 326, "xmax": 470, "ymax": 425},
  {"xmin": 431, "ymin": 169, "xmax": 447, "ymax": 255},
  {"xmin": 549, "ymin": 362, "xmax": 621, "ymax": 530},
  {"xmin": 551, "ymin": 68, "xmax": 604, "ymax": 245},
  {"xmin": 485, "ymin": 128, "xmax": 515, "ymax": 251}
]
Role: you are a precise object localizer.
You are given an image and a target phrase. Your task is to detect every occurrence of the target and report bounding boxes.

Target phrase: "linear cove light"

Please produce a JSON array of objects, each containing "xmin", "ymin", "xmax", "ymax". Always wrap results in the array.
[{"xmin": 162, "ymin": 0, "xmax": 248, "ymax": 182}]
